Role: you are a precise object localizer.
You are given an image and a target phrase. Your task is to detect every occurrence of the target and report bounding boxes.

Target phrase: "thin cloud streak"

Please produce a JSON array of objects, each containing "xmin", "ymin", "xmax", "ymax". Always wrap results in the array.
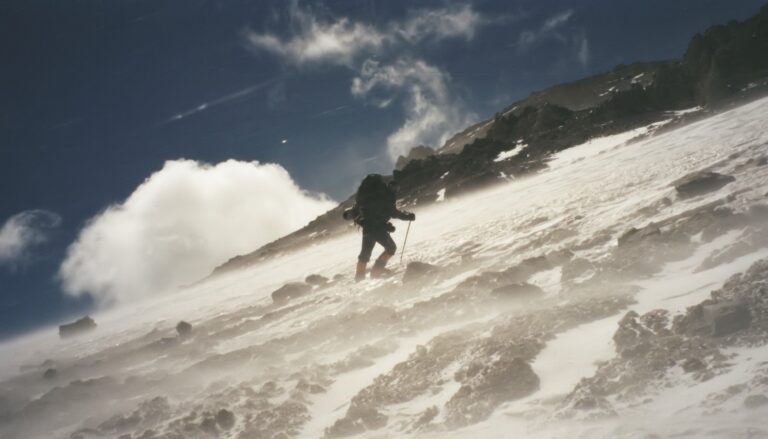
[{"xmin": 162, "ymin": 78, "xmax": 280, "ymax": 124}]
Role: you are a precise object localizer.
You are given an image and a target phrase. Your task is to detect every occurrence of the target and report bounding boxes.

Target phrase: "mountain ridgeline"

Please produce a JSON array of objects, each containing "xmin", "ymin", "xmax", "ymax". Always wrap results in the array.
[{"xmin": 214, "ymin": 4, "xmax": 768, "ymax": 275}]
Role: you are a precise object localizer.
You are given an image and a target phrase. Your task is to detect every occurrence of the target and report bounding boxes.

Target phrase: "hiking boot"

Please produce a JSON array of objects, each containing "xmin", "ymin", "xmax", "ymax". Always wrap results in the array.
[{"xmin": 355, "ymin": 262, "xmax": 367, "ymax": 282}]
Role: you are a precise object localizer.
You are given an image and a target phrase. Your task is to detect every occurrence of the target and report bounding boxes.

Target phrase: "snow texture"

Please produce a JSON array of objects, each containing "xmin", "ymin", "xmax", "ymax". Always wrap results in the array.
[{"xmin": 2, "ymin": 96, "xmax": 768, "ymax": 438}]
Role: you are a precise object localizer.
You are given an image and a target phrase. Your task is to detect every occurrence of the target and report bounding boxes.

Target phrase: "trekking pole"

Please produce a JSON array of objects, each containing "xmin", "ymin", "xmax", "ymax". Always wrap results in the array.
[{"xmin": 399, "ymin": 221, "xmax": 412, "ymax": 265}]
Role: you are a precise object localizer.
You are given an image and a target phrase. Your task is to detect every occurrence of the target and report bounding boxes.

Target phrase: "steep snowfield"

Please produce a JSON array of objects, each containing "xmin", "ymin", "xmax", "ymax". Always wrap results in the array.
[{"xmin": 2, "ymin": 96, "xmax": 768, "ymax": 438}]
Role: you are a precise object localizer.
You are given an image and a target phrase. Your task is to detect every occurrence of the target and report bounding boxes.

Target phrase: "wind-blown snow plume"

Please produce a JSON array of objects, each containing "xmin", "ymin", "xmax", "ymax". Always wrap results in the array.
[
  {"xmin": 245, "ymin": 2, "xmax": 483, "ymax": 161},
  {"xmin": 58, "ymin": 159, "xmax": 334, "ymax": 305},
  {"xmin": 0, "ymin": 210, "xmax": 61, "ymax": 270},
  {"xmin": 352, "ymin": 58, "xmax": 474, "ymax": 160}
]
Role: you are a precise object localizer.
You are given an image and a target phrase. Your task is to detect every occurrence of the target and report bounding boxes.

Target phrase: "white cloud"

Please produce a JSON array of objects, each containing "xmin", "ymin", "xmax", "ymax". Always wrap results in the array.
[
  {"xmin": 352, "ymin": 58, "xmax": 474, "ymax": 160},
  {"xmin": 516, "ymin": 9, "xmax": 573, "ymax": 51},
  {"xmin": 59, "ymin": 160, "xmax": 335, "ymax": 305},
  {"xmin": 394, "ymin": 5, "xmax": 483, "ymax": 43},
  {"xmin": 516, "ymin": 9, "xmax": 589, "ymax": 68},
  {"xmin": 245, "ymin": 3, "xmax": 484, "ymax": 66},
  {"xmin": 0, "ymin": 210, "xmax": 61, "ymax": 269},
  {"xmin": 245, "ymin": 2, "xmax": 485, "ymax": 161}
]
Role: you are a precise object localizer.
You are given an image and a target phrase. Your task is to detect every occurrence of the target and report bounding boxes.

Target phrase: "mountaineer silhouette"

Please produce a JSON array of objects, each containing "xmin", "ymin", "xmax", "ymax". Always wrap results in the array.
[{"xmin": 343, "ymin": 174, "xmax": 415, "ymax": 281}]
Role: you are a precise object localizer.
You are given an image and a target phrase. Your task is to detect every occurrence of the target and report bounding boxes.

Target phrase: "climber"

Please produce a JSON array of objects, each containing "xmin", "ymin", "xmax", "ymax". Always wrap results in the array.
[{"xmin": 343, "ymin": 174, "xmax": 415, "ymax": 281}]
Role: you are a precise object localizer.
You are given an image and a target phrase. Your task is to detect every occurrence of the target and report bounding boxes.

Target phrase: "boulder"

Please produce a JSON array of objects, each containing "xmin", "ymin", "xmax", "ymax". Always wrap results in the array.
[
  {"xmin": 490, "ymin": 283, "xmax": 544, "ymax": 301},
  {"xmin": 617, "ymin": 225, "xmax": 662, "ymax": 247},
  {"xmin": 271, "ymin": 282, "xmax": 312, "ymax": 303},
  {"xmin": 176, "ymin": 321, "xmax": 192, "ymax": 337},
  {"xmin": 59, "ymin": 316, "xmax": 97, "ymax": 338},
  {"xmin": 673, "ymin": 171, "xmax": 735, "ymax": 198},
  {"xmin": 402, "ymin": 261, "xmax": 440, "ymax": 284},
  {"xmin": 43, "ymin": 368, "xmax": 57, "ymax": 380},
  {"xmin": 216, "ymin": 409, "xmax": 236, "ymax": 430},
  {"xmin": 677, "ymin": 300, "xmax": 752, "ymax": 337},
  {"xmin": 305, "ymin": 274, "xmax": 329, "ymax": 286}
]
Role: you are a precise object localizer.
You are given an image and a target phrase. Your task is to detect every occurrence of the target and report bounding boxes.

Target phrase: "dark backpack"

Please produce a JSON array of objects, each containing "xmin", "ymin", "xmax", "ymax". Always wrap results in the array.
[{"xmin": 355, "ymin": 174, "xmax": 394, "ymax": 225}]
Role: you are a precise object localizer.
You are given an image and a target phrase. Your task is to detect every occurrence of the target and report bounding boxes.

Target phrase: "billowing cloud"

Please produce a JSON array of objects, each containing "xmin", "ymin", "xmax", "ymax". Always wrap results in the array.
[
  {"xmin": 245, "ymin": 3, "xmax": 482, "ymax": 66},
  {"xmin": 352, "ymin": 58, "xmax": 474, "ymax": 160},
  {"xmin": 59, "ymin": 160, "xmax": 335, "ymax": 304},
  {"xmin": 516, "ymin": 9, "xmax": 589, "ymax": 68},
  {"xmin": 0, "ymin": 210, "xmax": 61, "ymax": 269}
]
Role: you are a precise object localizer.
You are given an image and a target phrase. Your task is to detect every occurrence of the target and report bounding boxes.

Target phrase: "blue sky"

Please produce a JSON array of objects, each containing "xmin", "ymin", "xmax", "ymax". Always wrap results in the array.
[{"xmin": 0, "ymin": 0, "xmax": 764, "ymax": 339}]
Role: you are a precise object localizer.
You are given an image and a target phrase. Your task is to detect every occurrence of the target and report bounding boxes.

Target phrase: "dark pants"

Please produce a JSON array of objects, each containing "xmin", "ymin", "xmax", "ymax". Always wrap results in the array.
[{"xmin": 358, "ymin": 227, "xmax": 396, "ymax": 263}]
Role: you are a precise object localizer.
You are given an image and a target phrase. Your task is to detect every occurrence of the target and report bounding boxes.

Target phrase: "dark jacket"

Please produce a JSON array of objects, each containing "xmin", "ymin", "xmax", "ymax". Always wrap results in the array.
[{"xmin": 344, "ymin": 188, "xmax": 411, "ymax": 230}]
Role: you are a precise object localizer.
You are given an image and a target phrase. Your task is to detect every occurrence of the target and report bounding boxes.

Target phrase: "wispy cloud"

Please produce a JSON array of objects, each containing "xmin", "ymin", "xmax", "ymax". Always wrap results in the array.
[
  {"xmin": 245, "ymin": 2, "xmax": 485, "ymax": 161},
  {"xmin": 245, "ymin": 3, "xmax": 483, "ymax": 66},
  {"xmin": 0, "ymin": 210, "xmax": 61, "ymax": 270},
  {"xmin": 515, "ymin": 9, "xmax": 589, "ymax": 68},
  {"xmin": 59, "ymin": 160, "xmax": 334, "ymax": 305},
  {"xmin": 163, "ymin": 78, "xmax": 279, "ymax": 124},
  {"xmin": 352, "ymin": 58, "xmax": 474, "ymax": 160}
]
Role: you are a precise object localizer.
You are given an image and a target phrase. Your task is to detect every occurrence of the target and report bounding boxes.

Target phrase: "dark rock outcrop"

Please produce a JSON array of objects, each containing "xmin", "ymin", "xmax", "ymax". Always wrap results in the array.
[
  {"xmin": 305, "ymin": 274, "xmax": 329, "ymax": 286},
  {"xmin": 673, "ymin": 171, "xmax": 735, "ymax": 198},
  {"xmin": 59, "ymin": 316, "xmax": 97, "ymax": 338},
  {"xmin": 176, "ymin": 321, "xmax": 192, "ymax": 337},
  {"xmin": 676, "ymin": 300, "xmax": 752, "ymax": 337},
  {"xmin": 215, "ymin": 409, "xmax": 235, "ymax": 430},
  {"xmin": 402, "ymin": 262, "xmax": 440, "ymax": 285},
  {"xmin": 395, "ymin": 145, "xmax": 436, "ymax": 170},
  {"xmin": 271, "ymin": 283, "xmax": 312, "ymax": 303}
]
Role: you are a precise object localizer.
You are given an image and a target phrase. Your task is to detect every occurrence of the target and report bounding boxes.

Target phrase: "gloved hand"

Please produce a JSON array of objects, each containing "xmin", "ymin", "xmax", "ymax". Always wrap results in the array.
[
  {"xmin": 405, "ymin": 212, "xmax": 416, "ymax": 221},
  {"xmin": 386, "ymin": 222, "xmax": 396, "ymax": 233}
]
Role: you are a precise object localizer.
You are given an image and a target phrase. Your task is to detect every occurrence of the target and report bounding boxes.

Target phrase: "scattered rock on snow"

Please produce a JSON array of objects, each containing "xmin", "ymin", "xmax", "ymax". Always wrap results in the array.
[
  {"xmin": 215, "ymin": 409, "xmax": 235, "ymax": 430},
  {"xmin": 305, "ymin": 274, "xmax": 329, "ymax": 286},
  {"xmin": 673, "ymin": 171, "xmax": 735, "ymax": 198},
  {"xmin": 271, "ymin": 283, "xmax": 312, "ymax": 303},
  {"xmin": 176, "ymin": 321, "xmax": 192, "ymax": 337},
  {"xmin": 403, "ymin": 261, "xmax": 441, "ymax": 284},
  {"xmin": 617, "ymin": 225, "xmax": 662, "ymax": 247},
  {"xmin": 676, "ymin": 300, "xmax": 752, "ymax": 337},
  {"xmin": 490, "ymin": 283, "xmax": 544, "ymax": 301},
  {"xmin": 59, "ymin": 316, "xmax": 97, "ymax": 338}
]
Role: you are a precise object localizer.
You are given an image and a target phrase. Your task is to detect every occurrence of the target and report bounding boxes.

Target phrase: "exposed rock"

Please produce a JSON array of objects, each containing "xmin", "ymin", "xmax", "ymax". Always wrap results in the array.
[
  {"xmin": 176, "ymin": 321, "xmax": 192, "ymax": 337},
  {"xmin": 676, "ymin": 300, "xmax": 752, "ymax": 337},
  {"xmin": 215, "ymin": 409, "xmax": 235, "ymax": 430},
  {"xmin": 271, "ymin": 282, "xmax": 312, "ymax": 303},
  {"xmin": 490, "ymin": 283, "xmax": 544, "ymax": 301},
  {"xmin": 561, "ymin": 258, "xmax": 595, "ymax": 282},
  {"xmin": 43, "ymin": 368, "xmax": 57, "ymax": 380},
  {"xmin": 501, "ymin": 256, "xmax": 553, "ymax": 282},
  {"xmin": 445, "ymin": 357, "xmax": 539, "ymax": 427},
  {"xmin": 305, "ymin": 274, "xmax": 329, "ymax": 286},
  {"xmin": 744, "ymin": 394, "xmax": 768, "ymax": 409},
  {"xmin": 673, "ymin": 171, "xmax": 735, "ymax": 198},
  {"xmin": 395, "ymin": 145, "xmax": 436, "ymax": 171},
  {"xmin": 617, "ymin": 225, "xmax": 662, "ymax": 247},
  {"xmin": 59, "ymin": 316, "xmax": 97, "ymax": 338},
  {"xmin": 402, "ymin": 261, "xmax": 441, "ymax": 284},
  {"xmin": 681, "ymin": 358, "xmax": 706, "ymax": 373},
  {"xmin": 325, "ymin": 405, "xmax": 388, "ymax": 438}
]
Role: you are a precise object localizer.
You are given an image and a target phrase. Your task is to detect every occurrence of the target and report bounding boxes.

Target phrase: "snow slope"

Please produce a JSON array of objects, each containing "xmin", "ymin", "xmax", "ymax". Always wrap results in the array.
[{"xmin": 2, "ymin": 96, "xmax": 768, "ymax": 438}]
